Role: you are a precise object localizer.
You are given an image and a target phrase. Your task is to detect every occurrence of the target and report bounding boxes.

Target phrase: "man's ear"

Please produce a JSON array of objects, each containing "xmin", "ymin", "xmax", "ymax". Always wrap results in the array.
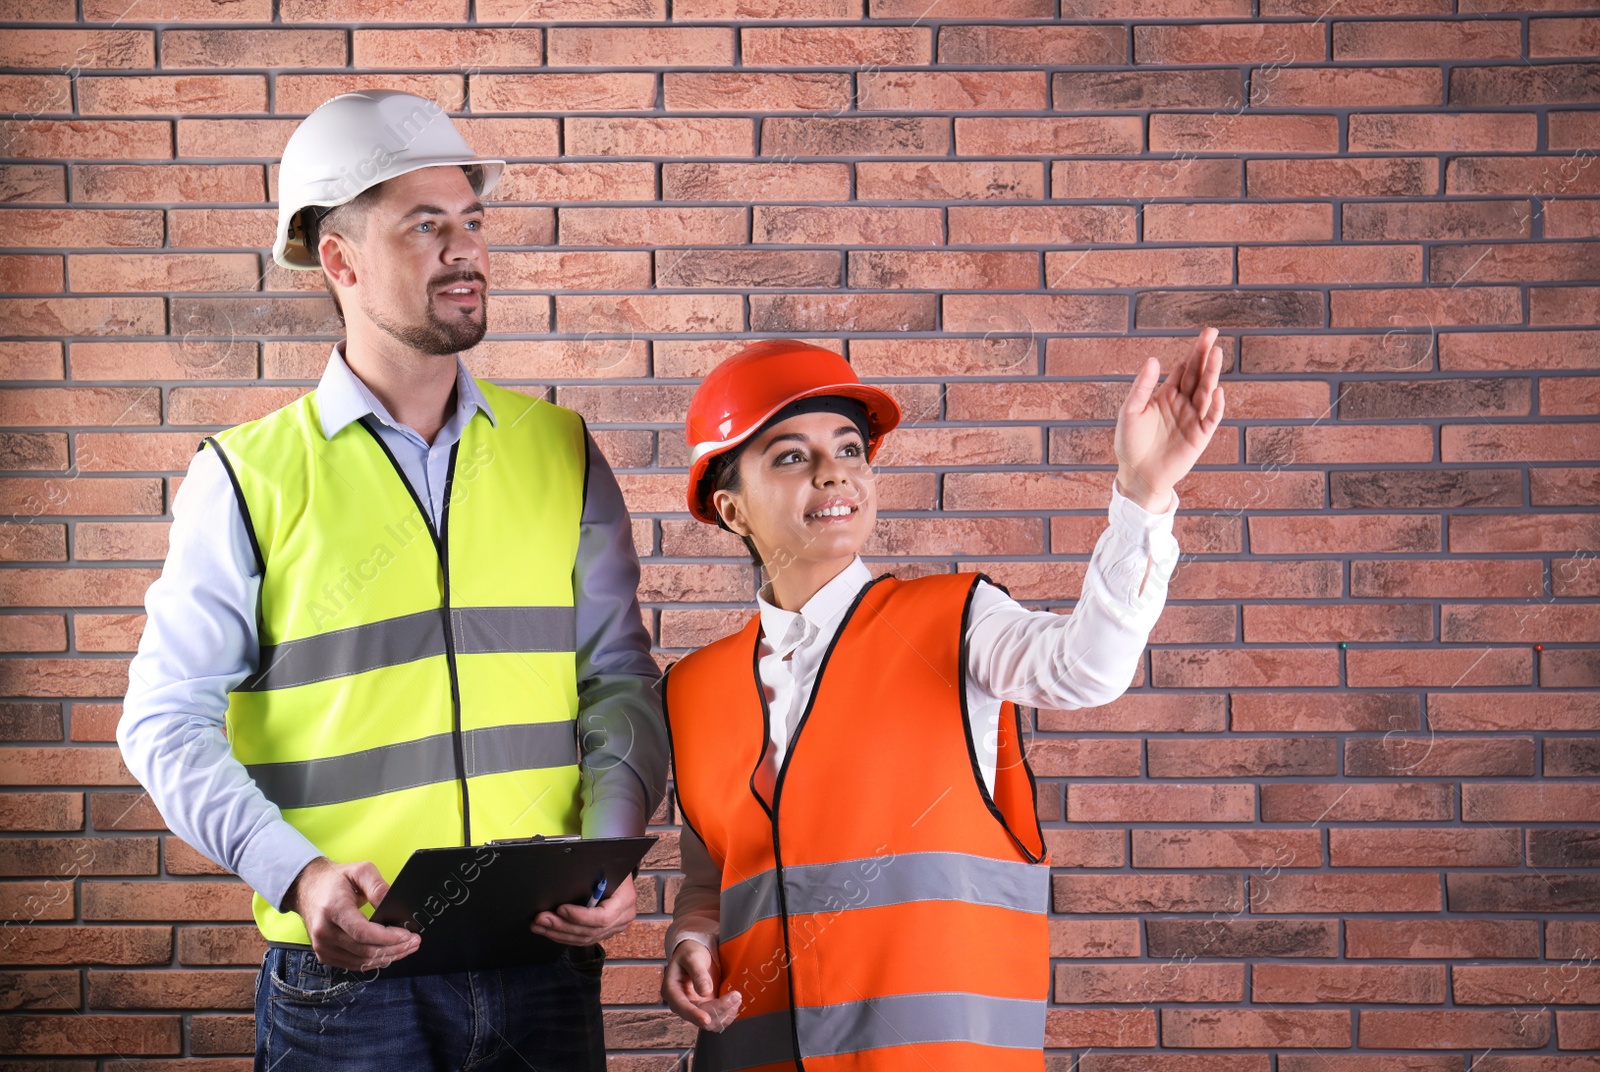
[
  {"xmin": 319, "ymin": 234, "xmax": 357, "ymax": 290},
  {"xmin": 711, "ymin": 489, "xmax": 752, "ymax": 539}
]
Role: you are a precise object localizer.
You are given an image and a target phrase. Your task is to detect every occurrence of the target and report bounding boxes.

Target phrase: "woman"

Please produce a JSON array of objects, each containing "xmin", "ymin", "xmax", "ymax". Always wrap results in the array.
[{"xmin": 660, "ymin": 330, "xmax": 1225, "ymax": 1070}]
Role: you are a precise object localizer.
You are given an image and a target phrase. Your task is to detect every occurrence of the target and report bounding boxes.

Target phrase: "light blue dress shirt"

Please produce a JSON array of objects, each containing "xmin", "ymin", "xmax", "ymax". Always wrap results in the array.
[{"xmin": 119, "ymin": 342, "xmax": 668, "ymax": 913}]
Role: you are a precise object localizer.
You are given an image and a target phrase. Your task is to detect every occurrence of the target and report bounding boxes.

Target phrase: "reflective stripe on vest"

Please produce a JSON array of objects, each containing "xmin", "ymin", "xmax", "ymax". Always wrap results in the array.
[
  {"xmin": 210, "ymin": 381, "xmax": 588, "ymax": 947},
  {"xmin": 665, "ymin": 572, "xmax": 1051, "ymax": 1072}
]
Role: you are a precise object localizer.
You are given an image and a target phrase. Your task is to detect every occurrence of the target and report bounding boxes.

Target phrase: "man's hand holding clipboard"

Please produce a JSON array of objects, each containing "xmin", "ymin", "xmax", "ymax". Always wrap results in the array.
[{"xmin": 529, "ymin": 872, "xmax": 638, "ymax": 945}]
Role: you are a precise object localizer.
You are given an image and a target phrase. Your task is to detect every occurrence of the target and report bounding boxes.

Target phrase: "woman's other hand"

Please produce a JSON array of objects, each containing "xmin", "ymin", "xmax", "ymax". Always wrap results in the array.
[{"xmin": 662, "ymin": 937, "xmax": 743, "ymax": 1032}]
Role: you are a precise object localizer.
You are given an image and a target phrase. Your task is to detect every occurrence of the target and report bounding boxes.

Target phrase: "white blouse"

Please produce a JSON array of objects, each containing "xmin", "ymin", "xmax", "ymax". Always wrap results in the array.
[{"xmin": 667, "ymin": 477, "xmax": 1181, "ymax": 956}]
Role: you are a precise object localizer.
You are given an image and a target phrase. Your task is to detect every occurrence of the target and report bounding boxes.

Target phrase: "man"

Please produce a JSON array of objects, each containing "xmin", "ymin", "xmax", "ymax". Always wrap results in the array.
[{"xmin": 118, "ymin": 89, "xmax": 668, "ymax": 1070}]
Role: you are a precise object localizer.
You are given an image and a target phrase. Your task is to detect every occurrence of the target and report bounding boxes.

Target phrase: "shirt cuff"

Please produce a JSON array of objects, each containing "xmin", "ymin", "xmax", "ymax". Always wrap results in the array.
[
  {"xmin": 668, "ymin": 930, "xmax": 719, "ymax": 958},
  {"xmin": 234, "ymin": 819, "xmax": 325, "ymax": 914},
  {"xmin": 1109, "ymin": 477, "xmax": 1178, "ymax": 542},
  {"xmin": 580, "ymin": 792, "xmax": 647, "ymax": 840}
]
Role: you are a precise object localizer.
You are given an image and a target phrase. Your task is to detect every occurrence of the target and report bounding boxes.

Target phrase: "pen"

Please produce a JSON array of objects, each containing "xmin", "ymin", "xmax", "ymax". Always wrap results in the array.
[{"xmin": 585, "ymin": 877, "xmax": 607, "ymax": 909}]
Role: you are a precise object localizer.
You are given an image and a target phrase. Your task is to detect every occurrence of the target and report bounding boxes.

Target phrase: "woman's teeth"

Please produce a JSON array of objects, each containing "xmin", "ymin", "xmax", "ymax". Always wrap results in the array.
[{"xmin": 808, "ymin": 505, "xmax": 854, "ymax": 518}]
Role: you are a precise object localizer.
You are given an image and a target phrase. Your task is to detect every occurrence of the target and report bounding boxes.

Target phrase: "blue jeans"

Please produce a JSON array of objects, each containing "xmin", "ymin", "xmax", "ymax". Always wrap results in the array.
[{"xmin": 254, "ymin": 943, "xmax": 607, "ymax": 1071}]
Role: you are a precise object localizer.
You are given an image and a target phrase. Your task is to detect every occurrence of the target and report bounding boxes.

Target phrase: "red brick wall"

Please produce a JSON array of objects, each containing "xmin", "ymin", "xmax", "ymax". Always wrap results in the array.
[{"xmin": 3, "ymin": 0, "xmax": 1599, "ymax": 1065}]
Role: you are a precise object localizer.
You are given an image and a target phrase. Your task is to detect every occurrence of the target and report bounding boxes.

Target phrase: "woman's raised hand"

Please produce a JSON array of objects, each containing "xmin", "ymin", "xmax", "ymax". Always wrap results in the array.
[{"xmin": 1112, "ymin": 325, "xmax": 1227, "ymax": 512}]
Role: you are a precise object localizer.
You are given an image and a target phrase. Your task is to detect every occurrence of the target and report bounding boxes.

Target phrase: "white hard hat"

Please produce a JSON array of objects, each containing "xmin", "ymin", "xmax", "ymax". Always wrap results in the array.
[{"xmin": 273, "ymin": 89, "xmax": 506, "ymax": 270}]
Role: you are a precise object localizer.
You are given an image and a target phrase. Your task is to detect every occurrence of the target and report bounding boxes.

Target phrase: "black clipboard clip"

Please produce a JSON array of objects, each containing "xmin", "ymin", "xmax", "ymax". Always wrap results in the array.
[{"xmin": 486, "ymin": 833, "xmax": 582, "ymax": 846}]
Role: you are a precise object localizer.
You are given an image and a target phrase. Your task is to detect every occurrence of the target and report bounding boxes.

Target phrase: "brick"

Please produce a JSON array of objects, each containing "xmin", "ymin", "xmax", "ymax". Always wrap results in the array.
[
  {"xmin": 0, "ymin": 792, "xmax": 81, "ymax": 832},
  {"xmin": 1445, "ymin": 421, "xmax": 1600, "ymax": 463},
  {"xmin": 946, "ymin": 294, "xmax": 1126, "ymax": 335},
  {"xmin": 0, "ymin": 836, "xmax": 155, "ymax": 877},
  {"xmin": 0, "ymin": 567, "xmax": 159, "ymax": 606},
  {"xmin": 547, "ymin": 26, "xmax": 731, "ymax": 66},
  {"xmin": 0, "ymin": 164, "xmax": 66, "ymax": 201},
  {"xmin": 949, "ymin": 205, "xmax": 1136, "ymax": 245},
  {"xmin": 1155, "ymin": 647, "xmax": 1341, "ymax": 688},
  {"xmin": 749, "ymin": 194, "xmax": 937, "ymax": 241},
  {"xmin": 0, "ymin": 297, "xmax": 166, "ymax": 338},
  {"xmin": 1263, "ymin": 782, "xmax": 1452, "ymax": 822},
  {"xmin": 274, "ymin": 74, "xmax": 463, "ymax": 115},
  {"xmin": 78, "ymin": 76, "xmax": 265, "ymax": 116},
  {"xmin": 1353, "ymin": 558, "xmax": 1543, "ymax": 599},
  {"xmin": 1238, "ymin": 243, "xmax": 1422, "ymax": 285},
  {"xmin": 0, "ymin": 28, "xmax": 154, "ymax": 68},
  {"xmin": 82, "ymin": 880, "xmax": 251, "ymax": 922},
  {"xmin": 1052, "ymin": 872, "xmax": 1243, "ymax": 913},
  {"xmin": 0, "ymin": 746, "xmax": 136, "ymax": 786},
  {"xmin": 0, "ymin": 254, "xmax": 65, "ymax": 293},
  {"xmin": 1463, "ymin": 784, "xmax": 1600, "ymax": 822},
  {"xmin": 1249, "ymin": 510, "xmax": 1440, "ymax": 554},
  {"xmin": 0, "ymin": 614, "xmax": 66, "ymax": 653},
  {"xmin": 0, "ymin": 342, "xmax": 64, "ymax": 380},
  {"xmin": 83, "ymin": 0, "xmax": 270, "ymax": 15},
  {"xmin": 1257, "ymin": 873, "xmax": 1442, "ymax": 913},
  {"xmin": 1052, "ymin": 68, "xmax": 1243, "ymax": 110},
  {"xmin": 761, "ymin": 116, "xmax": 950, "ymax": 158},
  {"xmin": 1528, "ymin": 828, "xmax": 1600, "ymax": 868},
  {"xmin": 1332, "ymin": 828, "xmax": 1522, "ymax": 868},
  {"xmin": 1135, "ymin": 21, "xmax": 1322, "ymax": 64},
  {"xmin": 1162, "ymin": 1008, "xmax": 1351, "ymax": 1048},
  {"xmin": 0, "ymin": 702, "xmax": 64, "ymax": 741},
  {"xmin": 1147, "ymin": 917, "xmax": 1338, "ymax": 959},
  {"xmin": 1448, "ymin": 156, "xmax": 1600, "ymax": 197},
  {"xmin": 1147, "ymin": 737, "xmax": 1337, "ymax": 777},
  {"xmin": 939, "ymin": 24, "xmax": 1123, "ymax": 64},
  {"xmin": 1255, "ymin": 963, "xmax": 1446, "ymax": 1003},
  {"xmin": 1067, "ymin": 783, "xmax": 1254, "ymax": 823},
  {"xmin": 1231, "ymin": 692, "xmax": 1418, "ymax": 733},
  {"xmin": 166, "ymin": 28, "xmax": 342, "ymax": 68},
  {"xmin": 662, "ymin": 162, "xmax": 849, "ymax": 202},
  {"xmin": 1046, "ymin": 1007, "xmax": 1158, "ymax": 1048},
  {"xmin": 741, "ymin": 26, "xmax": 931, "ymax": 66},
  {"xmin": 351, "ymin": 30, "xmax": 550, "ymax": 72},
  {"xmin": 1055, "ymin": 157, "xmax": 1240, "ymax": 199},
  {"xmin": 1531, "ymin": 286, "xmax": 1600, "ymax": 326},
  {"xmin": 0, "ymin": 432, "xmax": 68, "ymax": 472},
  {"xmin": 1, "ymin": 120, "xmax": 173, "ymax": 161},
  {"xmin": 561, "ymin": 207, "xmax": 747, "ymax": 247},
  {"xmin": 67, "ymin": 253, "xmax": 262, "ymax": 295},
  {"xmin": 663, "ymin": 72, "xmax": 852, "ymax": 113},
  {"xmin": 1150, "ymin": 114, "xmax": 1338, "ymax": 154},
  {"xmin": 1346, "ymin": 918, "xmax": 1539, "ymax": 960},
  {"xmin": 857, "ymin": 160, "xmax": 1044, "ymax": 201},
  {"xmin": 1344, "ymin": 200, "xmax": 1531, "ymax": 241},
  {"xmin": 74, "ymin": 523, "xmax": 169, "ymax": 562},
  {"xmin": 750, "ymin": 293, "xmax": 934, "ymax": 332},
  {"xmin": 556, "ymin": 293, "xmax": 742, "ymax": 334},
  {"xmin": 1545, "ymin": 739, "xmax": 1600, "ymax": 777},
  {"xmin": 1131, "ymin": 828, "xmax": 1320, "ymax": 869},
  {"xmin": 1145, "ymin": 203, "xmax": 1332, "ymax": 243},
  {"xmin": 2, "ymin": 925, "xmax": 169, "ymax": 966},
  {"xmin": 176, "ymin": 924, "xmax": 266, "ymax": 966},
  {"xmin": 1350, "ymin": 113, "xmax": 1536, "ymax": 152},
  {"xmin": 1333, "ymin": 286, "xmax": 1522, "ymax": 328},
  {"xmin": 461, "ymin": 338, "xmax": 651, "ymax": 381},
  {"xmin": 0, "ymin": 1014, "xmax": 180, "ymax": 1055},
  {"xmin": 657, "ymin": 249, "xmax": 839, "ymax": 290},
  {"xmin": 1336, "ymin": 19, "xmax": 1521, "ymax": 59},
  {"xmin": 1057, "ymin": 962, "xmax": 1244, "ymax": 1004},
  {"xmin": 1247, "ymin": 157, "xmax": 1438, "ymax": 198},
  {"xmin": 0, "ymin": 969, "xmax": 79, "ymax": 1010},
  {"xmin": 1361, "ymin": 1010, "xmax": 1550, "ymax": 1050},
  {"xmin": 564, "ymin": 117, "xmax": 753, "ymax": 158},
  {"xmin": 1029, "ymin": 736, "xmax": 1147, "ymax": 782},
  {"xmin": 87, "ymin": 969, "xmax": 255, "ymax": 1010},
  {"xmin": 1261, "ymin": 68, "xmax": 1443, "ymax": 108},
  {"xmin": 860, "ymin": 70, "xmax": 1046, "ymax": 111},
  {"xmin": 1452, "ymin": 63, "xmax": 1600, "ymax": 106}
]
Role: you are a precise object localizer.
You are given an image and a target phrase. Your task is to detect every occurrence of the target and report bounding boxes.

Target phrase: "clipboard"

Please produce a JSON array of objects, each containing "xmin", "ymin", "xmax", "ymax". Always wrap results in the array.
[{"xmin": 364, "ymin": 833, "xmax": 658, "ymax": 977}]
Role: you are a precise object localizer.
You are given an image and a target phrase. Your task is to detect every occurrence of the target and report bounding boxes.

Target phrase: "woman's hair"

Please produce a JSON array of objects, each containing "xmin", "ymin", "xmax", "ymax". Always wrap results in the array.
[{"xmin": 705, "ymin": 448, "xmax": 764, "ymax": 568}]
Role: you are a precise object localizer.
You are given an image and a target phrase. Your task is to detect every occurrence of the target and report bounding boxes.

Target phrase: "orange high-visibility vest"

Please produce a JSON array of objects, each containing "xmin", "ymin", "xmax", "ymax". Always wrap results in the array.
[{"xmin": 664, "ymin": 571, "xmax": 1052, "ymax": 1072}]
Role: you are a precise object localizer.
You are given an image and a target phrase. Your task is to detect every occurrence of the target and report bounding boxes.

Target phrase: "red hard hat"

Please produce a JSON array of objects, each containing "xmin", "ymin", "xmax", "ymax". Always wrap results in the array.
[{"xmin": 685, "ymin": 339, "xmax": 901, "ymax": 525}]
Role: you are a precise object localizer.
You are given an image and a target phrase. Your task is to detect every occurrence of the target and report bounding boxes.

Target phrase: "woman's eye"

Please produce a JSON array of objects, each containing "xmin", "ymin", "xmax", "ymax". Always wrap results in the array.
[
  {"xmin": 841, "ymin": 442, "xmax": 863, "ymax": 457},
  {"xmin": 777, "ymin": 449, "xmax": 804, "ymax": 465}
]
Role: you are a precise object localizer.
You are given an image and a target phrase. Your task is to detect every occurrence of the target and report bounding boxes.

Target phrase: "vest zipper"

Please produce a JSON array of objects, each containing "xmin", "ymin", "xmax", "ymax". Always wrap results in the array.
[{"xmin": 358, "ymin": 418, "xmax": 472, "ymax": 846}]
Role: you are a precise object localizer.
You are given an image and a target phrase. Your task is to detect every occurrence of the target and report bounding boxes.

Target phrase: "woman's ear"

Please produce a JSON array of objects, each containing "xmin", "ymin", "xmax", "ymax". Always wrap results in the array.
[{"xmin": 711, "ymin": 488, "xmax": 752, "ymax": 539}]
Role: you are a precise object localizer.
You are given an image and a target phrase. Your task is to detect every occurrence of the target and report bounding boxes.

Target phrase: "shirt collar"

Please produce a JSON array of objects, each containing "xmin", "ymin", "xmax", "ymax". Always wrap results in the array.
[
  {"xmin": 757, "ymin": 556, "xmax": 874, "ymax": 655},
  {"xmin": 315, "ymin": 339, "xmax": 497, "ymax": 441}
]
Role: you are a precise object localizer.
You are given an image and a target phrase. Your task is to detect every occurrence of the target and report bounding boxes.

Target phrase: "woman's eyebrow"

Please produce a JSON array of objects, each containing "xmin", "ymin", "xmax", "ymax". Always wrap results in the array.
[{"xmin": 761, "ymin": 426, "xmax": 862, "ymax": 452}]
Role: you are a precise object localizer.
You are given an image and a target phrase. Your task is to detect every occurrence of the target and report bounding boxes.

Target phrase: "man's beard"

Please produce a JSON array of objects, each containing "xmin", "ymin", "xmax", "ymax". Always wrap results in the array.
[{"xmin": 368, "ymin": 294, "xmax": 488, "ymax": 355}]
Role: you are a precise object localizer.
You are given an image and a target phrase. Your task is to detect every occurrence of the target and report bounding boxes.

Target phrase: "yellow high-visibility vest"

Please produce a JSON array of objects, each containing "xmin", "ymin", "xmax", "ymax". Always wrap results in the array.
[{"xmin": 206, "ymin": 380, "xmax": 587, "ymax": 947}]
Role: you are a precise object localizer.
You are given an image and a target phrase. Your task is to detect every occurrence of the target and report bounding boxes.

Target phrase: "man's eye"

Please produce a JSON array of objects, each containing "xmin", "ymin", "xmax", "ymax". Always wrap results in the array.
[{"xmin": 416, "ymin": 221, "xmax": 432, "ymax": 233}]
